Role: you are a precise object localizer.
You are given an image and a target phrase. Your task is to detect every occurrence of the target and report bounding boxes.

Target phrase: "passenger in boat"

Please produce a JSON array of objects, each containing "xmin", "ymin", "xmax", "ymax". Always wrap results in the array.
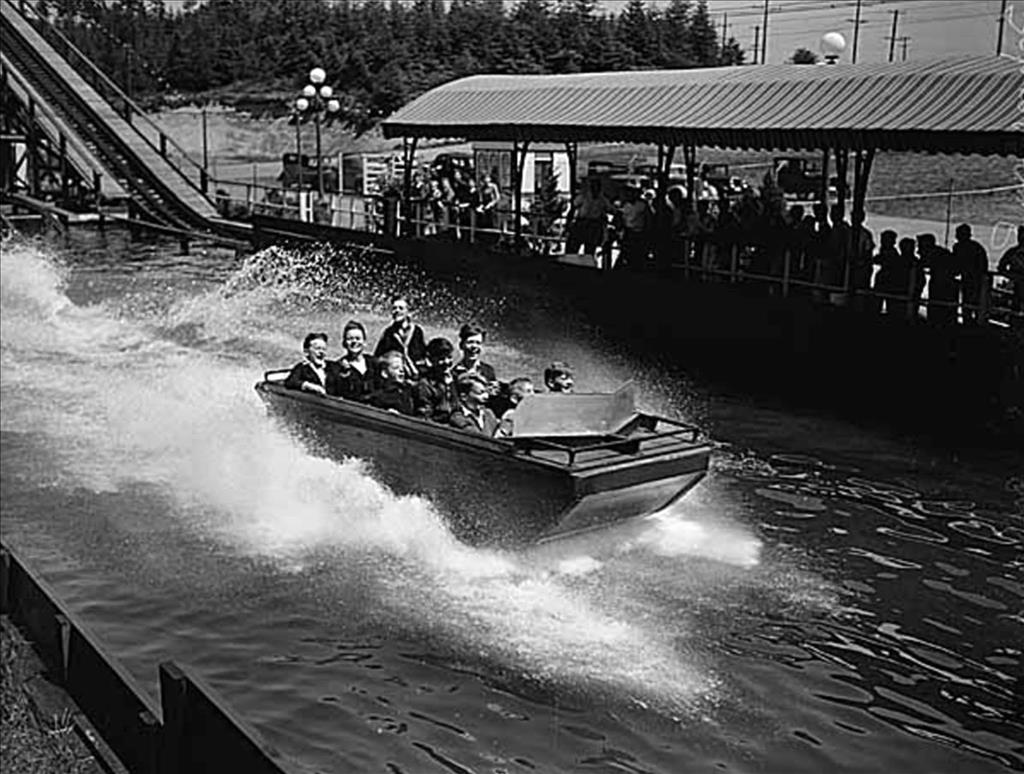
[
  {"xmin": 366, "ymin": 351, "xmax": 415, "ymax": 416},
  {"xmin": 413, "ymin": 337, "xmax": 459, "ymax": 423},
  {"xmin": 496, "ymin": 377, "xmax": 535, "ymax": 437},
  {"xmin": 450, "ymin": 374, "xmax": 500, "ymax": 437},
  {"xmin": 452, "ymin": 324, "xmax": 498, "ymax": 386},
  {"xmin": 373, "ymin": 297, "xmax": 427, "ymax": 380},
  {"xmin": 334, "ymin": 320, "xmax": 377, "ymax": 401},
  {"xmin": 284, "ymin": 332, "xmax": 341, "ymax": 397},
  {"xmin": 544, "ymin": 361, "xmax": 575, "ymax": 393}
]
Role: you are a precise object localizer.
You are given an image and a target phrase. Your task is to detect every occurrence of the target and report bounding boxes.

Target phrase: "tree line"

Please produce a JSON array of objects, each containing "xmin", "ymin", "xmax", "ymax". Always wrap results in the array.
[{"xmin": 38, "ymin": 0, "xmax": 745, "ymax": 133}]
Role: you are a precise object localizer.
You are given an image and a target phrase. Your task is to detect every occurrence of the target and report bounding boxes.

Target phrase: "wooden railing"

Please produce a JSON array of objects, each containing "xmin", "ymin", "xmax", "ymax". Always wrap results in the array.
[{"xmin": 0, "ymin": 542, "xmax": 300, "ymax": 774}]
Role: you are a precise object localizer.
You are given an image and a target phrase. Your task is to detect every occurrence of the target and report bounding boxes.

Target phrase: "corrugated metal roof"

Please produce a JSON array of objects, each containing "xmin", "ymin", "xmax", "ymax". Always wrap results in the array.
[{"xmin": 382, "ymin": 55, "xmax": 1024, "ymax": 155}]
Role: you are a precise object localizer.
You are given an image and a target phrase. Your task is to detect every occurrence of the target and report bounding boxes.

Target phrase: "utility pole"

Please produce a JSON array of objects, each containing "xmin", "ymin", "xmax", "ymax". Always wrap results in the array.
[
  {"xmin": 998, "ymin": 0, "xmax": 1008, "ymax": 54},
  {"xmin": 753, "ymin": 26, "xmax": 760, "ymax": 65},
  {"xmin": 851, "ymin": 0, "xmax": 864, "ymax": 64},
  {"xmin": 761, "ymin": 0, "xmax": 770, "ymax": 64},
  {"xmin": 898, "ymin": 36, "xmax": 910, "ymax": 61},
  {"xmin": 721, "ymin": 12, "xmax": 728, "ymax": 52},
  {"xmin": 887, "ymin": 9, "xmax": 899, "ymax": 63}
]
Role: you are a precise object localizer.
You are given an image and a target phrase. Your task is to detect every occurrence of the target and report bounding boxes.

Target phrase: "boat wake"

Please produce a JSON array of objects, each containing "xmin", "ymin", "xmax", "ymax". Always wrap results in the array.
[{"xmin": 1, "ymin": 238, "xmax": 833, "ymax": 723}]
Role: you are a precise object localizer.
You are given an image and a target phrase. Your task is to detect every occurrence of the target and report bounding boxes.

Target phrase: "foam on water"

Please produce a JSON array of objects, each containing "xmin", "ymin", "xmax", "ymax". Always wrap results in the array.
[{"xmin": 0, "ymin": 237, "xmax": 798, "ymax": 718}]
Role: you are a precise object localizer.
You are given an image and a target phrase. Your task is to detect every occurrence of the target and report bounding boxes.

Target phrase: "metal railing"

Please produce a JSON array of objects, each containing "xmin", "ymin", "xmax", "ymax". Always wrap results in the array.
[{"xmin": 205, "ymin": 174, "xmax": 1022, "ymax": 328}]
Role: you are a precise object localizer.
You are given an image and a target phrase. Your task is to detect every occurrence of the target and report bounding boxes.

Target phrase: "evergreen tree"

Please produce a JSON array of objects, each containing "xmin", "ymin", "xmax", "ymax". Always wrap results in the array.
[
  {"xmin": 662, "ymin": 0, "xmax": 693, "ymax": 68},
  {"xmin": 688, "ymin": 0, "xmax": 719, "ymax": 65},
  {"xmin": 791, "ymin": 47, "xmax": 818, "ymax": 65},
  {"xmin": 618, "ymin": 0, "xmax": 656, "ymax": 68}
]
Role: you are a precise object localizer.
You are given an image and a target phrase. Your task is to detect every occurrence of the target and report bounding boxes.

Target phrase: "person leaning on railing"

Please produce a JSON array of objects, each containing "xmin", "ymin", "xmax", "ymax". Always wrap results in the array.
[{"xmin": 997, "ymin": 225, "xmax": 1024, "ymax": 314}]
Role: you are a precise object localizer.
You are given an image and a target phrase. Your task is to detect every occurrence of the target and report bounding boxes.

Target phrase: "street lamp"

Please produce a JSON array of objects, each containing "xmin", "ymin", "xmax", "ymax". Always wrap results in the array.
[{"xmin": 295, "ymin": 66, "xmax": 340, "ymax": 195}]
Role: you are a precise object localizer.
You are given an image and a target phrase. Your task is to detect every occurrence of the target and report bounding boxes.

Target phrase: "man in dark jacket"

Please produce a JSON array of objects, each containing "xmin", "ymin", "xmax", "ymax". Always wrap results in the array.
[
  {"xmin": 413, "ymin": 337, "xmax": 458, "ymax": 423},
  {"xmin": 373, "ymin": 297, "xmax": 427, "ymax": 379},
  {"xmin": 952, "ymin": 224, "xmax": 989, "ymax": 324},
  {"xmin": 366, "ymin": 351, "xmax": 415, "ymax": 416},
  {"xmin": 450, "ymin": 374, "xmax": 499, "ymax": 437}
]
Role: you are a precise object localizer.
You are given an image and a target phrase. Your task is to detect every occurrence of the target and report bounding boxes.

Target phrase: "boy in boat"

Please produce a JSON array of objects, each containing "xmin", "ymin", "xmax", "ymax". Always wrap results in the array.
[
  {"xmin": 544, "ymin": 361, "xmax": 575, "ymax": 393},
  {"xmin": 413, "ymin": 337, "xmax": 459, "ymax": 423},
  {"xmin": 373, "ymin": 297, "xmax": 428, "ymax": 380},
  {"xmin": 284, "ymin": 332, "xmax": 342, "ymax": 397},
  {"xmin": 450, "ymin": 374, "xmax": 500, "ymax": 436},
  {"xmin": 334, "ymin": 320, "xmax": 377, "ymax": 402},
  {"xmin": 496, "ymin": 376, "xmax": 535, "ymax": 437},
  {"xmin": 366, "ymin": 350, "xmax": 415, "ymax": 416},
  {"xmin": 452, "ymin": 323, "xmax": 498, "ymax": 387}
]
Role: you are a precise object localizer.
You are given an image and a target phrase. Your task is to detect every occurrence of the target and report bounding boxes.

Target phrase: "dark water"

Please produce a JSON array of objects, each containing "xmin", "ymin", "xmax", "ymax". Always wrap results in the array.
[{"xmin": 1, "ymin": 230, "xmax": 1021, "ymax": 774}]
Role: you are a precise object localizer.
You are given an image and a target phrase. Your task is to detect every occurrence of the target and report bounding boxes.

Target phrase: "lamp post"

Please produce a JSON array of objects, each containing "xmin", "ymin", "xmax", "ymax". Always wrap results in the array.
[{"xmin": 295, "ymin": 67, "xmax": 340, "ymax": 196}]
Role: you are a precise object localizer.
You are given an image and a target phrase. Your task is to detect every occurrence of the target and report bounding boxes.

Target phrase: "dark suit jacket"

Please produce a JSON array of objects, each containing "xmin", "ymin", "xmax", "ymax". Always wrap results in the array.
[
  {"xmin": 413, "ymin": 374, "xmax": 459, "ymax": 423},
  {"xmin": 366, "ymin": 381, "xmax": 415, "ymax": 416},
  {"xmin": 333, "ymin": 356, "xmax": 378, "ymax": 402},
  {"xmin": 373, "ymin": 322, "xmax": 428, "ymax": 375},
  {"xmin": 284, "ymin": 360, "xmax": 344, "ymax": 396},
  {"xmin": 449, "ymin": 404, "xmax": 499, "ymax": 436}
]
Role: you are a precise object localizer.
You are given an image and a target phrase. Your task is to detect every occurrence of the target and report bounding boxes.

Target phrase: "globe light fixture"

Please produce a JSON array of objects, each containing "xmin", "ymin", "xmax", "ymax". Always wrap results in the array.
[
  {"xmin": 820, "ymin": 32, "xmax": 846, "ymax": 64},
  {"xmin": 293, "ymin": 66, "xmax": 340, "ymax": 196}
]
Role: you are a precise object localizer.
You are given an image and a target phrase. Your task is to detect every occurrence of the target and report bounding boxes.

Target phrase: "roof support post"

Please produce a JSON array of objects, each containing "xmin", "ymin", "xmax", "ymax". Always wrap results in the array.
[
  {"xmin": 511, "ymin": 139, "xmax": 530, "ymax": 246},
  {"xmin": 819, "ymin": 148, "xmax": 830, "ymax": 209},
  {"xmin": 682, "ymin": 143, "xmax": 697, "ymax": 211},
  {"xmin": 401, "ymin": 137, "xmax": 418, "ymax": 237},
  {"xmin": 655, "ymin": 143, "xmax": 676, "ymax": 270},
  {"xmin": 834, "ymin": 149, "xmax": 849, "ymax": 218},
  {"xmin": 851, "ymin": 148, "xmax": 874, "ymax": 216},
  {"xmin": 564, "ymin": 141, "xmax": 578, "ymax": 201}
]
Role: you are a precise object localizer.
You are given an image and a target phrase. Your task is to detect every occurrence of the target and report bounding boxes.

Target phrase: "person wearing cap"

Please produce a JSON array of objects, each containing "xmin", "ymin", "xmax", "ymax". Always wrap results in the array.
[
  {"xmin": 617, "ymin": 182, "xmax": 652, "ymax": 271},
  {"xmin": 952, "ymin": 223, "xmax": 988, "ymax": 324}
]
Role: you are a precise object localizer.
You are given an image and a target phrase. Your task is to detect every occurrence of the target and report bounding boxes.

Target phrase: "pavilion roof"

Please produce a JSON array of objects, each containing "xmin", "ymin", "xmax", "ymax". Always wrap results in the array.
[{"xmin": 382, "ymin": 55, "xmax": 1023, "ymax": 156}]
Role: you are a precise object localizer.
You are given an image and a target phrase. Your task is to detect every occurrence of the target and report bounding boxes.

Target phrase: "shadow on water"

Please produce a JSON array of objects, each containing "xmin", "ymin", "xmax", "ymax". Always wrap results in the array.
[{"xmin": 2, "ymin": 233, "xmax": 1021, "ymax": 773}]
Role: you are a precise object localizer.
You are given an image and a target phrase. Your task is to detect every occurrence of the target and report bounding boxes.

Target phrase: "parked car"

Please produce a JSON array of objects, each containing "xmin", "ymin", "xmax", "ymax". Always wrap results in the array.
[
  {"xmin": 278, "ymin": 152, "xmax": 339, "ymax": 191},
  {"xmin": 773, "ymin": 156, "xmax": 839, "ymax": 199},
  {"xmin": 700, "ymin": 163, "xmax": 751, "ymax": 199},
  {"xmin": 430, "ymin": 152, "xmax": 475, "ymax": 181}
]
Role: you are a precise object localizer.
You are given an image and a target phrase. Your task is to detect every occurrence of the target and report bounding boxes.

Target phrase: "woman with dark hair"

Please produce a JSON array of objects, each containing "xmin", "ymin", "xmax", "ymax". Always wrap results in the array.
[
  {"xmin": 284, "ymin": 332, "xmax": 341, "ymax": 396},
  {"xmin": 334, "ymin": 320, "xmax": 377, "ymax": 401}
]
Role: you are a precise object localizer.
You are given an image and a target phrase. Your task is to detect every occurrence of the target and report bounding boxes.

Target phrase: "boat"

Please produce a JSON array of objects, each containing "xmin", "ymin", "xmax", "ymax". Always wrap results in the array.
[{"xmin": 255, "ymin": 373, "xmax": 712, "ymax": 546}]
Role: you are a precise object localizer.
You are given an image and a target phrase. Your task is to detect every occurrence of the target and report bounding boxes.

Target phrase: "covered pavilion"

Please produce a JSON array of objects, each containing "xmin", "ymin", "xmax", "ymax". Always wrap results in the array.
[{"xmin": 381, "ymin": 54, "xmax": 1022, "ymax": 238}]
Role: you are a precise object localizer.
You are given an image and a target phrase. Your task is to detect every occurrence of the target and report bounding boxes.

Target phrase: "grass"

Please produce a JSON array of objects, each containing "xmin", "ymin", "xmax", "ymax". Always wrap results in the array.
[{"xmin": 0, "ymin": 617, "xmax": 95, "ymax": 774}]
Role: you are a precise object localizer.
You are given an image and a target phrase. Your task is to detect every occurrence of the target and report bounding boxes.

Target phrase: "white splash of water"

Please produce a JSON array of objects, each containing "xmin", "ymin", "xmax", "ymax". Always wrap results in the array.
[{"xmin": 1, "ymin": 239, "xmax": 766, "ymax": 715}]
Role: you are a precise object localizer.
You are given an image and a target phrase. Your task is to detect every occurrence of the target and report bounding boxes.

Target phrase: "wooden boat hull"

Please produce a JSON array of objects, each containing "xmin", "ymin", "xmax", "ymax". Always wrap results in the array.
[{"xmin": 255, "ymin": 381, "xmax": 710, "ymax": 546}]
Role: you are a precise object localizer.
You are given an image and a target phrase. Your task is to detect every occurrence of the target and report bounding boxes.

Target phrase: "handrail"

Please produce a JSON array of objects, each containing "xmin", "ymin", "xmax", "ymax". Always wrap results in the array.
[
  {"xmin": 0, "ymin": 51, "xmax": 112, "ymax": 192},
  {"xmin": 7, "ymin": 0, "xmax": 211, "ymax": 200}
]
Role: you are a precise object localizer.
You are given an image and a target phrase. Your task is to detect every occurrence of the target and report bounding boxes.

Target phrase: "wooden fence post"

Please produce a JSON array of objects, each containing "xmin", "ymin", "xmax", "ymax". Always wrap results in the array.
[{"xmin": 159, "ymin": 662, "xmax": 187, "ymax": 774}]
